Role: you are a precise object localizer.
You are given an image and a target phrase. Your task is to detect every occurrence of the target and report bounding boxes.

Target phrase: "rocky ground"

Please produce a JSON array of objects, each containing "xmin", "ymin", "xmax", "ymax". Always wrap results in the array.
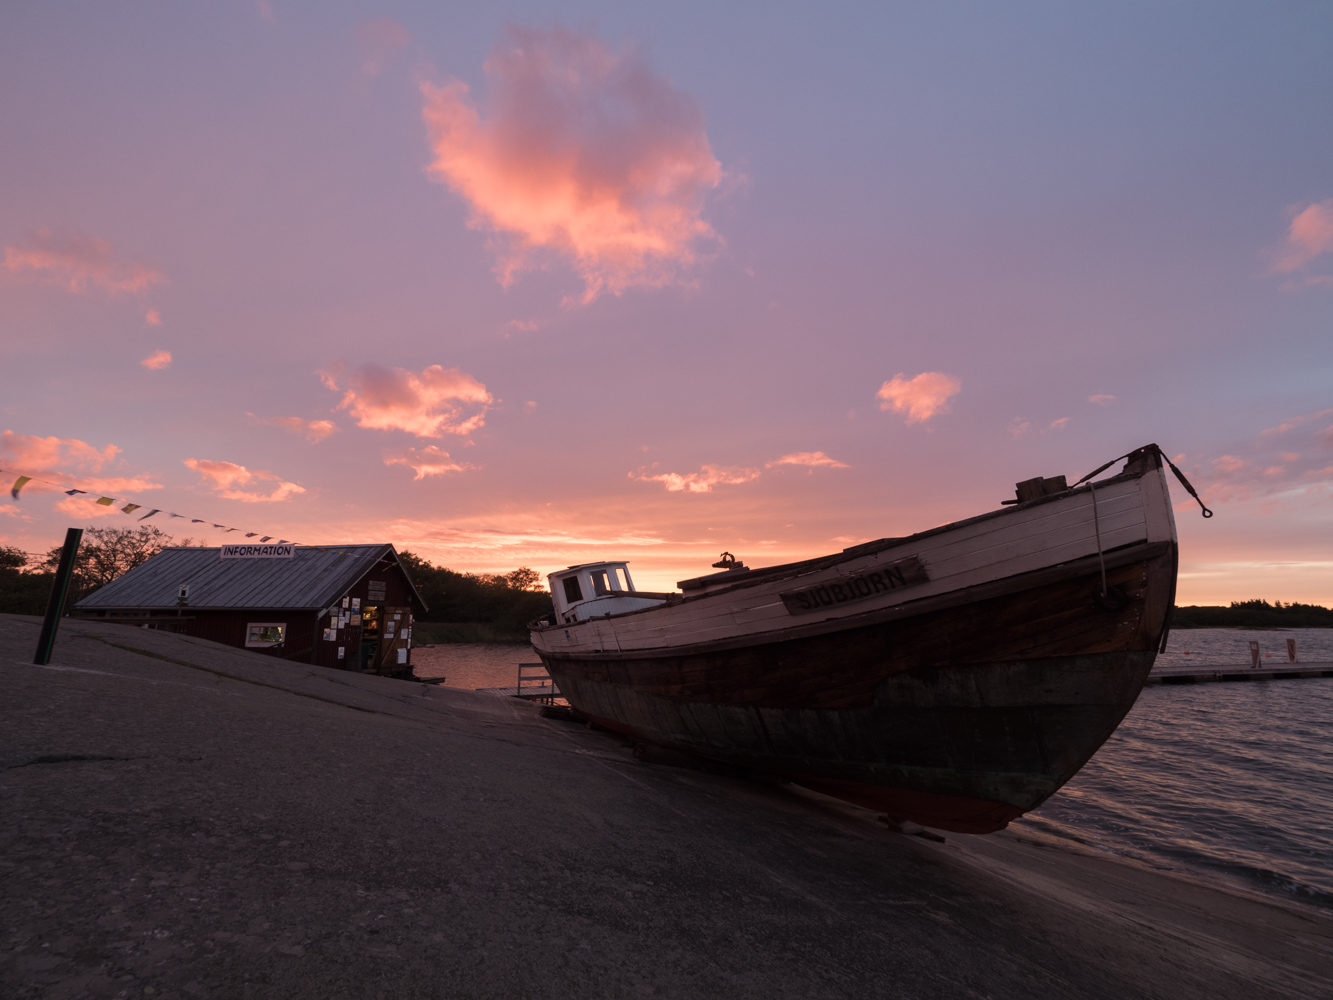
[{"xmin": 3, "ymin": 613, "xmax": 1330, "ymax": 999}]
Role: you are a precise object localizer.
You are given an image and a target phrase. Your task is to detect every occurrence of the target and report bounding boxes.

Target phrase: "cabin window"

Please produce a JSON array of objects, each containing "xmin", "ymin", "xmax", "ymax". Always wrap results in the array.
[
  {"xmin": 613, "ymin": 567, "xmax": 631, "ymax": 591},
  {"xmin": 245, "ymin": 623, "xmax": 286, "ymax": 647},
  {"xmin": 591, "ymin": 570, "xmax": 610, "ymax": 596},
  {"xmin": 562, "ymin": 576, "xmax": 583, "ymax": 604}
]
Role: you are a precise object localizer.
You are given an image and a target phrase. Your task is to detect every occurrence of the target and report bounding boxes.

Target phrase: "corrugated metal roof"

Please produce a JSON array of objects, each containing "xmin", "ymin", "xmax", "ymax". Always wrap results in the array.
[{"xmin": 75, "ymin": 544, "xmax": 422, "ymax": 612}]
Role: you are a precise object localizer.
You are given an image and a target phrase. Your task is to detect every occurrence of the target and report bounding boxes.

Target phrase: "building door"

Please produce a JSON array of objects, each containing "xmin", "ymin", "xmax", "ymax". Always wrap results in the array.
[
  {"xmin": 375, "ymin": 606, "xmax": 413, "ymax": 676},
  {"xmin": 359, "ymin": 604, "xmax": 381, "ymax": 671}
]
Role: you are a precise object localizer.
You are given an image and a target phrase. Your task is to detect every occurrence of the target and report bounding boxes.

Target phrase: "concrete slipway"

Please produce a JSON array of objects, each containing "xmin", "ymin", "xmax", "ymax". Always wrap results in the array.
[{"xmin": 2, "ymin": 613, "xmax": 1330, "ymax": 999}]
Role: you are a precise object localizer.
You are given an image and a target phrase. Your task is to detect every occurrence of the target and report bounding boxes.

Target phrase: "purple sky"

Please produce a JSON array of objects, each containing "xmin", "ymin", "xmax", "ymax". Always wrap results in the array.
[{"xmin": 2, "ymin": 1, "xmax": 1331, "ymax": 603}]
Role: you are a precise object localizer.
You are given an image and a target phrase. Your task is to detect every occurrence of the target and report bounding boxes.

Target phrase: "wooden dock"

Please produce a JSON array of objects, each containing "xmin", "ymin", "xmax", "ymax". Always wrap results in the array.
[
  {"xmin": 1146, "ymin": 661, "xmax": 1333, "ymax": 685},
  {"xmin": 476, "ymin": 662, "xmax": 561, "ymax": 703}
]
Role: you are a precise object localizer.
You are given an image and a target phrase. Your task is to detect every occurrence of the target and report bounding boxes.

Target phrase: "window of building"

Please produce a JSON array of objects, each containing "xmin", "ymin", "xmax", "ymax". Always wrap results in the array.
[{"xmin": 246, "ymin": 623, "xmax": 286, "ymax": 647}]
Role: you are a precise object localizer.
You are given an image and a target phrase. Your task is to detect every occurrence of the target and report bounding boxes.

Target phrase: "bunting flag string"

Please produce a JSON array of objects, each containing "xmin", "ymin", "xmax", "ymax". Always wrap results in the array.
[{"xmin": 0, "ymin": 465, "xmax": 333, "ymax": 552}]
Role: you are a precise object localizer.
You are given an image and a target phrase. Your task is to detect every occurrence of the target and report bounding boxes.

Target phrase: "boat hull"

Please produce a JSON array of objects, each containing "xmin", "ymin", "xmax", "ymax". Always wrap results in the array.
[
  {"xmin": 533, "ymin": 449, "xmax": 1178, "ymax": 833},
  {"xmin": 539, "ymin": 548, "xmax": 1172, "ymax": 833}
]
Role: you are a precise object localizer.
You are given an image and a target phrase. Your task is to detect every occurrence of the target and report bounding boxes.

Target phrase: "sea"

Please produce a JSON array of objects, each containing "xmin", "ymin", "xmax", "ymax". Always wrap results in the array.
[{"xmin": 412, "ymin": 629, "xmax": 1333, "ymax": 910}]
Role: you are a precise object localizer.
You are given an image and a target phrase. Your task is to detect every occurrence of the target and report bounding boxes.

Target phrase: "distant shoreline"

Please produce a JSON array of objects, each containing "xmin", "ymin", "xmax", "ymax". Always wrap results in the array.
[{"xmin": 1171, "ymin": 603, "xmax": 1333, "ymax": 629}]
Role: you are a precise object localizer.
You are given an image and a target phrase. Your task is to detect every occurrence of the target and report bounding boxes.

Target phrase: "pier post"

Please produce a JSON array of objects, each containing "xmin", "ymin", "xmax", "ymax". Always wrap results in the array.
[{"xmin": 33, "ymin": 527, "xmax": 83, "ymax": 666}]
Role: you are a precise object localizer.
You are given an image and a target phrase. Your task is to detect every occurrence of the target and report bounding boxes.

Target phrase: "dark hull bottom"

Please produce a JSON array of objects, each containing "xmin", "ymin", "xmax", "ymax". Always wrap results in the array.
[{"xmin": 549, "ymin": 650, "xmax": 1157, "ymax": 834}]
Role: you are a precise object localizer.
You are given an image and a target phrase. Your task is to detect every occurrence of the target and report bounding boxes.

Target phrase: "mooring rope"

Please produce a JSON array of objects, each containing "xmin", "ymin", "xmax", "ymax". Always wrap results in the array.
[
  {"xmin": 1087, "ymin": 478, "xmax": 1109, "ymax": 598},
  {"xmin": 1074, "ymin": 444, "xmax": 1213, "ymax": 518}
]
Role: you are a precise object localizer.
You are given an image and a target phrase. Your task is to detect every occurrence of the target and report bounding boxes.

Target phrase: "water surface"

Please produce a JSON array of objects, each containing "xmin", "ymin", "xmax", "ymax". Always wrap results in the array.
[
  {"xmin": 1155, "ymin": 626, "xmax": 1333, "ymax": 666},
  {"xmin": 1018, "ymin": 677, "xmax": 1333, "ymax": 909},
  {"xmin": 411, "ymin": 642, "xmax": 533, "ymax": 691}
]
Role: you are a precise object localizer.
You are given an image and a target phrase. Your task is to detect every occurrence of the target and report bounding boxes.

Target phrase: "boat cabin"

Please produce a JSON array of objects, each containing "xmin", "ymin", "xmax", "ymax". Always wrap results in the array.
[{"xmin": 547, "ymin": 562, "xmax": 666, "ymax": 624}]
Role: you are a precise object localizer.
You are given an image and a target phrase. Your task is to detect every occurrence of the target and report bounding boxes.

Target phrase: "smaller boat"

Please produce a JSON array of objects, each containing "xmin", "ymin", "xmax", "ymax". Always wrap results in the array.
[{"xmin": 529, "ymin": 444, "xmax": 1208, "ymax": 833}]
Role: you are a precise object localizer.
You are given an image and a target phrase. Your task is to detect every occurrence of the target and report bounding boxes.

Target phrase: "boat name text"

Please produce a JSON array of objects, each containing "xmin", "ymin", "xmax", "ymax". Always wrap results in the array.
[{"xmin": 779, "ymin": 556, "xmax": 928, "ymax": 615}]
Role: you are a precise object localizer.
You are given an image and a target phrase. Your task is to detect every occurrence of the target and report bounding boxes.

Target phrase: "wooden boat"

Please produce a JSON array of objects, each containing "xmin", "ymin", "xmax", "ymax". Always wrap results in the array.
[{"xmin": 529, "ymin": 444, "xmax": 1200, "ymax": 833}]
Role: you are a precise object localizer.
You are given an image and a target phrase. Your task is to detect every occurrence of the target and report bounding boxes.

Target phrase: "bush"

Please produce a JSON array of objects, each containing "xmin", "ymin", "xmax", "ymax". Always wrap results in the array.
[{"xmin": 0, "ymin": 545, "xmax": 52, "ymax": 616}]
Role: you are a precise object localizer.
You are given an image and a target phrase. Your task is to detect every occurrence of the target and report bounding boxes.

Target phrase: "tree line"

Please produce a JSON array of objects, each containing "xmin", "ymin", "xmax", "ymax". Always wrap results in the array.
[
  {"xmin": 397, "ymin": 551, "xmax": 551, "ymax": 636},
  {"xmin": 0, "ymin": 525, "xmax": 189, "ymax": 615},
  {"xmin": 1172, "ymin": 599, "xmax": 1333, "ymax": 628}
]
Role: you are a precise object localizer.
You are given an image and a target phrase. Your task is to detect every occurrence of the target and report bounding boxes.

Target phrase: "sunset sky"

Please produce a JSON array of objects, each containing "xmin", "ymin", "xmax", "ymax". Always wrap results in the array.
[{"xmin": 2, "ymin": 2, "xmax": 1331, "ymax": 604}]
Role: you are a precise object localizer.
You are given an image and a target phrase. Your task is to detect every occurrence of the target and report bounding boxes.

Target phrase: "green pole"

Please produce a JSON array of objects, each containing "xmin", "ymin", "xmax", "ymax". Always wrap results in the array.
[{"xmin": 34, "ymin": 527, "xmax": 83, "ymax": 666}]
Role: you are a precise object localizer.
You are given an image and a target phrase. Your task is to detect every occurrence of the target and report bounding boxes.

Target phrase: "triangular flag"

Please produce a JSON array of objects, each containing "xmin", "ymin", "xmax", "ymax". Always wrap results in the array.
[
  {"xmin": 65, "ymin": 489, "xmax": 87, "ymax": 496},
  {"xmin": 260, "ymin": 536, "xmax": 272, "ymax": 542},
  {"xmin": 96, "ymin": 497, "xmax": 115, "ymax": 506},
  {"xmin": 245, "ymin": 532, "xmax": 258, "ymax": 538},
  {"xmin": 121, "ymin": 504, "xmax": 141, "ymax": 514},
  {"xmin": 169, "ymin": 513, "xmax": 183, "ymax": 519},
  {"xmin": 10, "ymin": 476, "xmax": 31, "ymax": 499},
  {"xmin": 138, "ymin": 509, "xmax": 161, "ymax": 520},
  {"xmin": 191, "ymin": 519, "xmax": 205, "ymax": 524}
]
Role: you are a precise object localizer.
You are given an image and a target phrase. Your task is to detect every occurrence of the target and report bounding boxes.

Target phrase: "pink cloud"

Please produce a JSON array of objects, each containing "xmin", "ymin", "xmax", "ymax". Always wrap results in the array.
[
  {"xmin": 631, "ymin": 464, "xmax": 761, "ymax": 493},
  {"xmin": 183, "ymin": 458, "xmax": 305, "ymax": 503},
  {"xmin": 0, "ymin": 430, "xmax": 161, "ymax": 497},
  {"xmin": 140, "ymin": 349, "xmax": 171, "ymax": 370},
  {"xmin": 1088, "ymin": 394, "xmax": 1115, "ymax": 405},
  {"xmin": 2, "ymin": 429, "xmax": 119, "ymax": 475},
  {"xmin": 420, "ymin": 25, "xmax": 723, "ymax": 303},
  {"xmin": 145, "ymin": 308, "xmax": 161, "ymax": 326},
  {"xmin": 323, "ymin": 364, "xmax": 492, "ymax": 439},
  {"xmin": 876, "ymin": 372, "xmax": 960, "ymax": 424},
  {"xmin": 257, "ymin": 415, "xmax": 337, "ymax": 443},
  {"xmin": 357, "ymin": 18, "xmax": 409, "ymax": 79},
  {"xmin": 1260, "ymin": 408, "xmax": 1333, "ymax": 437},
  {"xmin": 766, "ymin": 451, "xmax": 849, "ymax": 469},
  {"xmin": 384, "ymin": 445, "xmax": 472, "ymax": 480},
  {"xmin": 1269, "ymin": 199, "xmax": 1333, "ymax": 274},
  {"xmin": 1177, "ymin": 412, "xmax": 1333, "ymax": 509},
  {"xmin": 632, "ymin": 449, "xmax": 848, "ymax": 493},
  {"xmin": 55, "ymin": 495, "xmax": 126, "ymax": 519},
  {"xmin": 3, "ymin": 229, "xmax": 165, "ymax": 295},
  {"xmin": 1049, "ymin": 417, "xmax": 1070, "ymax": 430},
  {"xmin": 1008, "ymin": 418, "xmax": 1032, "ymax": 437}
]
